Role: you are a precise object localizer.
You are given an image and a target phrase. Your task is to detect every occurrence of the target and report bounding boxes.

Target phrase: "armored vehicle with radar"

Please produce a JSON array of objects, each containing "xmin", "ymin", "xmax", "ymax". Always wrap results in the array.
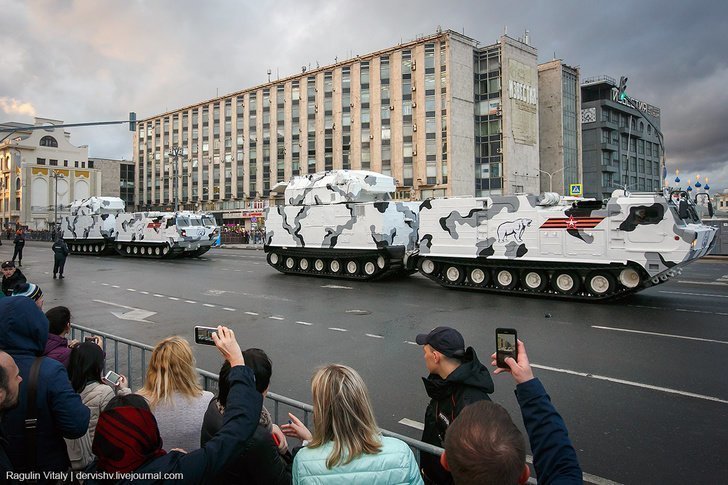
[
  {"xmin": 416, "ymin": 189, "xmax": 717, "ymax": 300},
  {"xmin": 61, "ymin": 197, "xmax": 219, "ymax": 259},
  {"xmin": 264, "ymin": 170, "xmax": 419, "ymax": 279},
  {"xmin": 264, "ymin": 170, "xmax": 717, "ymax": 300}
]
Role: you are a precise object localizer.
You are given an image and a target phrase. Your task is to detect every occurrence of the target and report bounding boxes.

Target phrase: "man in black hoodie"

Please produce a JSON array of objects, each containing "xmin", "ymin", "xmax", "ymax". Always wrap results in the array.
[{"xmin": 416, "ymin": 326, "xmax": 494, "ymax": 484}]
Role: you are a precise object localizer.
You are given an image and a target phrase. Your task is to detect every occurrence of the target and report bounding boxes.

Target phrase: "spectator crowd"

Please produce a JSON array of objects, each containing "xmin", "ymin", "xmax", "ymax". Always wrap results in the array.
[{"xmin": 0, "ymin": 238, "xmax": 582, "ymax": 484}]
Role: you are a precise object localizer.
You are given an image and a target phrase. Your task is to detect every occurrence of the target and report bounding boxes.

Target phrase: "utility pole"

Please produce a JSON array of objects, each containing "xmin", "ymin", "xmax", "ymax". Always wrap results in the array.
[
  {"xmin": 51, "ymin": 169, "xmax": 64, "ymax": 234},
  {"xmin": 167, "ymin": 146, "xmax": 186, "ymax": 212},
  {"xmin": 538, "ymin": 167, "xmax": 565, "ymax": 193}
]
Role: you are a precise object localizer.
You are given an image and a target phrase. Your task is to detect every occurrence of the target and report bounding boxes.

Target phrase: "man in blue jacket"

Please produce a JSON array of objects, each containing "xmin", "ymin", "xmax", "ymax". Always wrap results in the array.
[
  {"xmin": 0, "ymin": 350, "xmax": 23, "ymax": 474},
  {"xmin": 441, "ymin": 340, "xmax": 582, "ymax": 485},
  {"xmin": 0, "ymin": 296, "xmax": 90, "ymax": 474}
]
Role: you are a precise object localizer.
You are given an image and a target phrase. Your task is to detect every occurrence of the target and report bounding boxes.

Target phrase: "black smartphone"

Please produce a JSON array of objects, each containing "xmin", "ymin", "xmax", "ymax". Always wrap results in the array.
[
  {"xmin": 496, "ymin": 328, "xmax": 518, "ymax": 368},
  {"xmin": 194, "ymin": 326, "xmax": 218, "ymax": 346}
]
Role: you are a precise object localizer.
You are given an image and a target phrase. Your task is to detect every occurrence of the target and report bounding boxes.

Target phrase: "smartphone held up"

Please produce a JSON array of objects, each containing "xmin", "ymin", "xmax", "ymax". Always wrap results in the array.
[
  {"xmin": 496, "ymin": 328, "xmax": 518, "ymax": 368},
  {"xmin": 103, "ymin": 370, "xmax": 122, "ymax": 386},
  {"xmin": 194, "ymin": 326, "xmax": 218, "ymax": 346}
]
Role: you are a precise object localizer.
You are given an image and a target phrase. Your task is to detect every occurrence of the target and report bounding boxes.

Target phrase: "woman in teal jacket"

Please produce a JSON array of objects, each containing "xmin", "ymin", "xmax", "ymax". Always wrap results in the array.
[{"xmin": 282, "ymin": 364, "xmax": 423, "ymax": 484}]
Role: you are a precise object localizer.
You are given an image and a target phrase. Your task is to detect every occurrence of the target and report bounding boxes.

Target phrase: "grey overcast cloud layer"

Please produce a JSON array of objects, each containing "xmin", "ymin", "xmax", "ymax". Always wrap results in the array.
[{"xmin": 1, "ymin": 0, "xmax": 727, "ymax": 193}]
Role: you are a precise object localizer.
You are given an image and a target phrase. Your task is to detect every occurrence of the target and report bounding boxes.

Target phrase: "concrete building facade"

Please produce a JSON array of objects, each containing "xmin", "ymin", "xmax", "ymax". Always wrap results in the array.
[
  {"xmin": 89, "ymin": 157, "xmax": 136, "ymax": 208},
  {"xmin": 1, "ymin": 118, "xmax": 101, "ymax": 231},
  {"xmin": 581, "ymin": 76, "xmax": 663, "ymax": 199},
  {"xmin": 538, "ymin": 60, "xmax": 582, "ymax": 194},
  {"xmin": 134, "ymin": 30, "xmax": 546, "ymax": 224}
]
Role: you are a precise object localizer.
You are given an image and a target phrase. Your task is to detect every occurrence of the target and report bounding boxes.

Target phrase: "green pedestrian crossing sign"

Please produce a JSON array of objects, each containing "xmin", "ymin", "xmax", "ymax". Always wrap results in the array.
[{"xmin": 569, "ymin": 184, "xmax": 583, "ymax": 196}]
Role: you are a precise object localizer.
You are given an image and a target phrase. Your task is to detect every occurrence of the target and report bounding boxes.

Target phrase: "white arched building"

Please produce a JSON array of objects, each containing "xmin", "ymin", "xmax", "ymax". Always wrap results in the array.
[{"xmin": 1, "ymin": 117, "xmax": 101, "ymax": 231}]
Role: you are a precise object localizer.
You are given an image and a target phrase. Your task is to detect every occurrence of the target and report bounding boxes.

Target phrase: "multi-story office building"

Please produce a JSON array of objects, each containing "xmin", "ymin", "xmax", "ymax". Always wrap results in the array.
[
  {"xmin": 581, "ymin": 76, "xmax": 663, "ymax": 199},
  {"xmin": 538, "ymin": 60, "xmax": 582, "ymax": 194},
  {"xmin": 89, "ymin": 157, "xmax": 136, "ymax": 208},
  {"xmin": 135, "ymin": 29, "xmax": 546, "ymax": 225},
  {"xmin": 1, "ymin": 118, "xmax": 100, "ymax": 231}
]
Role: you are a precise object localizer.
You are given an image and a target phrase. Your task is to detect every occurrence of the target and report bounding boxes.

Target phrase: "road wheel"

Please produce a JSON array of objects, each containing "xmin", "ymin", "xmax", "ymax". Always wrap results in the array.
[
  {"xmin": 125, "ymin": 246, "xmax": 131, "ymax": 254},
  {"xmin": 133, "ymin": 246, "xmax": 139, "ymax": 254},
  {"xmin": 419, "ymin": 258, "xmax": 437, "ymax": 275},
  {"xmin": 285, "ymin": 257, "xmax": 296, "ymax": 269},
  {"xmin": 587, "ymin": 271, "xmax": 616, "ymax": 296},
  {"xmin": 299, "ymin": 258, "xmax": 309, "ymax": 271},
  {"xmin": 469, "ymin": 267, "xmax": 489, "ymax": 286},
  {"xmin": 619, "ymin": 267, "xmax": 641, "ymax": 289},
  {"xmin": 267, "ymin": 252, "xmax": 280, "ymax": 265},
  {"xmin": 155, "ymin": 247, "xmax": 161, "ymax": 256},
  {"xmin": 363, "ymin": 261, "xmax": 377, "ymax": 276},
  {"xmin": 494, "ymin": 269, "xmax": 518, "ymax": 290},
  {"xmin": 314, "ymin": 259, "xmax": 325, "ymax": 272},
  {"xmin": 445, "ymin": 265, "xmax": 464, "ymax": 284},
  {"xmin": 521, "ymin": 270, "xmax": 547, "ymax": 292},
  {"xmin": 330, "ymin": 259, "xmax": 341, "ymax": 273},
  {"xmin": 377, "ymin": 256, "xmax": 386, "ymax": 269},
  {"xmin": 552, "ymin": 271, "xmax": 581, "ymax": 295},
  {"xmin": 346, "ymin": 260, "xmax": 359, "ymax": 275}
]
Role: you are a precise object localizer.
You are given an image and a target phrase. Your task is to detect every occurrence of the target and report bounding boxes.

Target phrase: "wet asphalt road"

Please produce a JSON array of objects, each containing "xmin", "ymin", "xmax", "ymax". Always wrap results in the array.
[{"xmin": 5, "ymin": 241, "xmax": 728, "ymax": 484}]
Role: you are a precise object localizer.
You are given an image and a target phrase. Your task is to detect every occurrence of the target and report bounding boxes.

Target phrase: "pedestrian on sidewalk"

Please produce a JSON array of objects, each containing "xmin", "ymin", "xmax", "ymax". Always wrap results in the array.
[
  {"xmin": 52, "ymin": 237, "xmax": 70, "ymax": 279},
  {"xmin": 12, "ymin": 230, "xmax": 25, "ymax": 266}
]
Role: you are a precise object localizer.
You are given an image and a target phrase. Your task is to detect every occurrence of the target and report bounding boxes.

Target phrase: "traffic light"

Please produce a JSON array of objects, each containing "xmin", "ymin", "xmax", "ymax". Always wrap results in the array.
[
  {"xmin": 617, "ymin": 76, "xmax": 628, "ymax": 102},
  {"xmin": 128, "ymin": 112, "xmax": 137, "ymax": 132}
]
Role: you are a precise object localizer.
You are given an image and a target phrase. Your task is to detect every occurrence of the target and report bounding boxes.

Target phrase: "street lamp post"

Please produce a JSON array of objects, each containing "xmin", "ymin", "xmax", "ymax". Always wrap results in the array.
[
  {"xmin": 51, "ymin": 169, "xmax": 65, "ymax": 235},
  {"xmin": 167, "ymin": 146, "xmax": 187, "ymax": 212},
  {"xmin": 538, "ymin": 167, "xmax": 566, "ymax": 193}
]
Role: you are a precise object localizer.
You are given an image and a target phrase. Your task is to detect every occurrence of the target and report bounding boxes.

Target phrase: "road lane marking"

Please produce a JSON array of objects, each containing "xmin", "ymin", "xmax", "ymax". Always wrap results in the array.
[
  {"xmin": 127, "ymin": 288, "xmax": 136, "ymax": 292},
  {"xmin": 269, "ymin": 316, "xmax": 285, "ymax": 320},
  {"xmin": 677, "ymin": 280, "xmax": 728, "ymax": 286},
  {"xmin": 101, "ymin": 283, "xmax": 109, "ymax": 286},
  {"xmin": 404, "ymin": 340, "xmax": 418, "ymax": 345},
  {"xmin": 140, "ymin": 291, "xmax": 149, "ymax": 295},
  {"xmin": 203, "ymin": 303, "xmax": 215, "ymax": 308},
  {"xmin": 592, "ymin": 326, "xmax": 728, "ymax": 345},
  {"xmin": 245, "ymin": 311, "xmax": 259, "ymax": 316},
  {"xmin": 329, "ymin": 327, "xmax": 347, "ymax": 332},
  {"xmin": 321, "ymin": 284, "xmax": 353, "ymax": 290},
  {"xmin": 223, "ymin": 307, "xmax": 236, "ymax": 312},
  {"xmin": 168, "ymin": 297, "xmax": 180, "ymax": 301},
  {"xmin": 296, "ymin": 321, "xmax": 313, "ymax": 326},
  {"xmin": 111, "ymin": 285, "xmax": 120, "ymax": 288},
  {"xmin": 366, "ymin": 333, "xmax": 384, "ymax": 339},
  {"xmin": 153, "ymin": 294, "xmax": 165, "ymax": 298},
  {"xmin": 185, "ymin": 300, "xmax": 196, "ymax": 303},
  {"xmin": 659, "ymin": 290, "xmax": 728, "ymax": 299},
  {"xmin": 627, "ymin": 304, "xmax": 728, "ymax": 317},
  {"xmin": 398, "ymin": 418, "xmax": 424, "ymax": 430},
  {"xmin": 530, "ymin": 363, "xmax": 728, "ymax": 404}
]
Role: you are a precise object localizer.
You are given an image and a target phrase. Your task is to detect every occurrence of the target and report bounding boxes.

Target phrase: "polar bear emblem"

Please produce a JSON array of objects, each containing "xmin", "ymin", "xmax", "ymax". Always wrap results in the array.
[{"xmin": 497, "ymin": 218, "xmax": 532, "ymax": 243}]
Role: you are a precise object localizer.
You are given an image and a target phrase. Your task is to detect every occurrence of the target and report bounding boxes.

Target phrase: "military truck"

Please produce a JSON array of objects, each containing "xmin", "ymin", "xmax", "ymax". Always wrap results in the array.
[
  {"xmin": 264, "ymin": 170, "xmax": 717, "ymax": 300},
  {"xmin": 62, "ymin": 197, "xmax": 125, "ymax": 255}
]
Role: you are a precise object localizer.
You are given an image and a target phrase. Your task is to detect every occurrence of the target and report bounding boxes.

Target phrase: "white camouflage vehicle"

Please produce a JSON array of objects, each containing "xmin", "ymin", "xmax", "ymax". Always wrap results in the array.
[
  {"xmin": 265, "ymin": 170, "xmax": 717, "ymax": 300},
  {"xmin": 61, "ymin": 197, "xmax": 219, "ymax": 259},
  {"xmin": 265, "ymin": 170, "xmax": 419, "ymax": 279}
]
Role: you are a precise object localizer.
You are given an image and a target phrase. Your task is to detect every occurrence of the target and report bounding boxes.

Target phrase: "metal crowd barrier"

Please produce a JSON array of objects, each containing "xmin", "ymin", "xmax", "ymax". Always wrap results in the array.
[{"xmin": 70, "ymin": 323, "xmax": 445, "ymax": 462}]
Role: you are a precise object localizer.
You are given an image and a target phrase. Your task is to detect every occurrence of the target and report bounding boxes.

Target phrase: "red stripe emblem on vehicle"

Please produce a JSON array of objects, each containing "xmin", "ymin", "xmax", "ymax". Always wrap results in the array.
[{"xmin": 540, "ymin": 216, "xmax": 604, "ymax": 229}]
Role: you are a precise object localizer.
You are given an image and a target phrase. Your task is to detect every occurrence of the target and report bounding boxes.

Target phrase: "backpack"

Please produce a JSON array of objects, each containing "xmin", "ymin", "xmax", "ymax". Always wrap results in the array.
[{"xmin": 65, "ymin": 430, "xmax": 94, "ymax": 471}]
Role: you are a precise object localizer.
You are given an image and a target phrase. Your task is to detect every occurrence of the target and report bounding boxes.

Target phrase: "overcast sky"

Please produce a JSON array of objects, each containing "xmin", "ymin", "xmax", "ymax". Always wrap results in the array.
[{"xmin": 2, "ymin": 0, "xmax": 726, "ymax": 193}]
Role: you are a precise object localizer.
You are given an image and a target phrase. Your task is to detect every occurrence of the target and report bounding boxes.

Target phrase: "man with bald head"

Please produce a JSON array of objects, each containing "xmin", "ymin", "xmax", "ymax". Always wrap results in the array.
[{"xmin": 0, "ymin": 350, "xmax": 23, "ymax": 473}]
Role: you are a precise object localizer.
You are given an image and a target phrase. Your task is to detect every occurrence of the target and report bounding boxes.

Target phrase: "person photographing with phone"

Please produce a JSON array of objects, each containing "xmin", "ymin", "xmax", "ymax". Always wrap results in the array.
[
  {"xmin": 84, "ymin": 326, "xmax": 263, "ymax": 484},
  {"xmin": 440, "ymin": 338, "xmax": 582, "ymax": 485}
]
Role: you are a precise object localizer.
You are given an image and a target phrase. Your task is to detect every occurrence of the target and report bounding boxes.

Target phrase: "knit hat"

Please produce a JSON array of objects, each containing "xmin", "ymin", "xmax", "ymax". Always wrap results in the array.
[
  {"xmin": 93, "ymin": 406, "xmax": 166, "ymax": 473},
  {"xmin": 12, "ymin": 283, "xmax": 43, "ymax": 302}
]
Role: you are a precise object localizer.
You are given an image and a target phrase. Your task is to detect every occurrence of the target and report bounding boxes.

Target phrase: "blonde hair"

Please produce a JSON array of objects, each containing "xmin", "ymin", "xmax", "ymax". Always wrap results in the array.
[
  {"xmin": 309, "ymin": 364, "xmax": 382, "ymax": 468},
  {"xmin": 138, "ymin": 336, "xmax": 203, "ymax": 407}
]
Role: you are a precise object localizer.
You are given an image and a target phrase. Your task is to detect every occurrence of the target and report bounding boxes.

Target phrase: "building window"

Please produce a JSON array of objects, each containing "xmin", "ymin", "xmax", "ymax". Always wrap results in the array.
[
  {"xmin": 36, "ymin": 158, "xmax": 46, "ymax": 165},
  {"xmin": 50, "ymin": 159, "xmax": 58, "ymax": 166},
  {"xmin": 40, "ymin": 136, "xmax": 58, "ymax": 147}
]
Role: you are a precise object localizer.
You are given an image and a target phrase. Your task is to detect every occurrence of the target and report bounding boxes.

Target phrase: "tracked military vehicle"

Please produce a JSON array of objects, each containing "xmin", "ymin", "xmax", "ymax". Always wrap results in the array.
[
  {"xmin": 264, "ymin": 170, "xmax": 419, "ymax": 279},
  {"xmin": 61, "ymin": 197, "xmax": 219, "ymax": 259},
  {"xmin": 416, "ymin": 189, "xmax": 717, "ymax": 300},
  {"xmin": 264, "ymin": 170, "xmax": 717, "ymax": 300},
  {"xmin": 62, "ymin": 197, "xmax": 125, "ymax": 255}
]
